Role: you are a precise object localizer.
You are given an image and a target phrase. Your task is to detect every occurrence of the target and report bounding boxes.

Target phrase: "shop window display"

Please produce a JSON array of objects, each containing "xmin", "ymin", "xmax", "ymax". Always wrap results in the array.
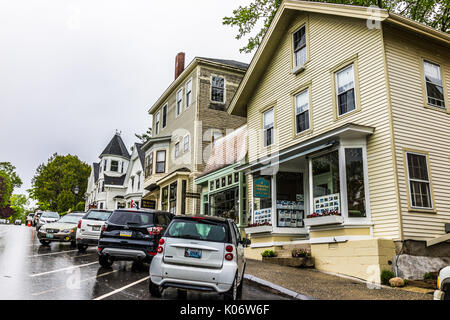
[
  {"xmin": 312, "ymin": 150, "xmax": 340, "ymax": 215},
  {"xmin": 276, "ymin": 172, "xmax": 305, "ymax": 227}
]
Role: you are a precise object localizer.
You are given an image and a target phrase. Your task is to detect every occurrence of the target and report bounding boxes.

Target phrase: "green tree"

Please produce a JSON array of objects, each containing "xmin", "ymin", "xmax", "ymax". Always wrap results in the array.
[
  {"xmin": 0, "ymin": 162, "xmax": 23, "ymax": 189},
  {"xmin": 135, "ymin": 127, "xmax": 152, "ymax": 144},
  {"xmin": 29, "ymin": 153, "xmax": 91, "ymax": 213},
  {"xmin": 8, "ymin": 194, "xmax": 28, "ymax": 223},
  {"xmin": 223, "ymin": 0, "xmax": 449, "ymax": 53},
  {"xmin": 0, "ymin": 171, "xmax": 13, "ymax": 208}
]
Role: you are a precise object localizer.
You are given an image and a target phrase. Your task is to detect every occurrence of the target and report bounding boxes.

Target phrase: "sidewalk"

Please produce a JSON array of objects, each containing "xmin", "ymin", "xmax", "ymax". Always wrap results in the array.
[{"xmin": 245, "ymin": 259, "xmax": 433, "ymax": 300}]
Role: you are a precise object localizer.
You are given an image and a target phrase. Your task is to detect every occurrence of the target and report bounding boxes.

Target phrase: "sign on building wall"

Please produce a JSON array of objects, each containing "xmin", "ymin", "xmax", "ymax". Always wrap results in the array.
[
  {"xmin": 254, "ymin": 177, "xmax": 270, "ymax": 198},
  {"xmin": 142, "ymin": 200, "xmax": 156, "ymax": 209}
]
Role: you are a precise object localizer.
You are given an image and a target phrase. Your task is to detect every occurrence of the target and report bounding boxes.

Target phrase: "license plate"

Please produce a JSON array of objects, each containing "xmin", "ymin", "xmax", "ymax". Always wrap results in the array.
[
  {"xmin": 46, "ymin": 234, "xmax": 54, "ymax": 239},
  {"xmin": 185, "ymin": 248, "xmax": 202, "ymax": 259},
  {"xmin": 120, "ymin": 231, "xmax": 132, "ymax": 237},
  {"xmin": 92, "ymin": 226, "xmax": 100, "ymax": 231}
]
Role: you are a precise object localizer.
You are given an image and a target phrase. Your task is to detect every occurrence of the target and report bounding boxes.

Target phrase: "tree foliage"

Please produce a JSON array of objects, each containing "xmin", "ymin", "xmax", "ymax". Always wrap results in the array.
[
  {"xmin": 0, "ymin": 171, "xmax": 13, "ymax": 208},
  {"xmin": 0, "ymin": 162, "xmax": 23, "ymax": 189},
  {"xmin": 29, "ymin": 153, "xmax": 91, "ymax": 213},
  {"xmin": 135, "ymin": 127, "xmax": 152, "ymax": 144},
  {"xmin": 223, "ymin": 0, "xmax": 449, "ymax": 53},
  {"xmin": 9, "ymin": 194, "xmax": 29, "ymax": 223}
]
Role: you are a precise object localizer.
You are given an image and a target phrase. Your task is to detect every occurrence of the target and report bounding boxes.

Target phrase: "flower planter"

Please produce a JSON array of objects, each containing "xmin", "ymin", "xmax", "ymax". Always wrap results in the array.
[
  {"xmin": 244, "ymin": 225, "xmax": 273, "ymax": 235},
  {"xmin": 304, "ymin": 215, "xmax": 344, "ymax": 227}
]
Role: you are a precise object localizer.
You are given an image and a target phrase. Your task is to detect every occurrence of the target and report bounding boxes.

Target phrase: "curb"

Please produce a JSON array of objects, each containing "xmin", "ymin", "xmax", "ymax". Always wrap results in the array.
[{"xmin": 244, "ymin": 274, "xmax": 318, "ymax": 300}]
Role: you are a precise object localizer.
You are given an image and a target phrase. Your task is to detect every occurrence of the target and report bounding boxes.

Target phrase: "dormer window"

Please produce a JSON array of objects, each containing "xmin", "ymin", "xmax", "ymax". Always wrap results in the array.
[
  {"xmin": 110, "ymin": 160, "xmax": 119, "ymax": 172},
  {"xmin": 293, "ymin": 25, "xmax": 306, "ymax": 68}
]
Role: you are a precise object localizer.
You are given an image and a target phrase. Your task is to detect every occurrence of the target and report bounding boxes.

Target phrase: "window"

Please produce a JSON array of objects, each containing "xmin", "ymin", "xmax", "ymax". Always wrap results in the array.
[
  {"xmin": 221, "ymin": 177, "xmax": 226, "ymax": 187},
  {"xmin": 210, "ymin": 181, "xmax": 214, "ymax": 191},
  {"xmin": 263, "ymin": 108, "xmax": 274, "ymax": 147},
  {"xmin": 155, "ymin": 112, "xmax": 160, "ymax": 135},
  {"xmin": 101, "ymin": 181, "xmax": 105, "ymax": 192},
  {"xmin": 161, "ymin": 186, "xmax": 169, "ymax": 211},
  {"xmin": 212, "ymin": 131, "xmax": 222, "ymax": 146},
  {"xmin": 131, "ymin": 176, "xmax": 135, "ymax": 190},
  {"xmin": 110, "ymin": 160, "xmax": 119, "ymax": 172},
  {"xmin": 295, "ymin": 88, "xmax": 310, "ymax": 133},
  {"xmin": 176, "ymin": 89, "xmax": 183, "ymax": 116},
  {"xmin": 121, "ymin": 161, "xmax": 124, "ymax": 173},
  {"xmin": 103, "ymin": 159, "xmax": 107, "ymax": 171},
  {"xmin": 169, "ymin": 181, "xmax": 177, "ymax": 214},
  {"xmin": 137, "ymin": 175, "xmax": 140, "ymax": 190},
  {"xmin": 216, "ymin": 179, "xmax": 219, "ymax": 189},
  {"xmin": 336, "ymin": 64, "xmax": 356, "ymax": 116},
  {"xmin": 423, "ymin": 60, "xmax": 445, "ymax": 109},
  {"xmin": 345, "ymin": 148, "xmax": 366, "ymax": 217},
  {"xmin": 184, "ymin": 135, "xmax": 189, "ymax": 152},
  {"xmin": 175, "ymin": 142, "xmax": 180, "ymax": 158},
  {"xmin": 186, "ymin": 79, "xmax": 192, "ymax": 107},
  {"xmin": 156, "ymin": 150, "xmax": 166, "ymax": 173},
  {"xmin": 228, "ymin": 175, "xmax": 232, "ymax": 185},
  {"xmin": 312, "ymin": 150, "xmax": 340, "ymax": 199},
  {"xmin": 293, "ymin": 25, "xmax": 306, "ymax": 67},
  {"xmin": 234, "ymin": 172, "xmax": 239, "ymax": 183},
  {"xmin": 162, "ymin": 104, "xmax": 167, "ymax": 128},
  {"xmin": 145, "ymin": 152, "xmax": 153, "ymax": 177},
  {"xmin": 211, "ymin": 76, "xmax": 225, "ymax": 103},
  {"xmin": 406, "ymin": 152, "xmax": 433, "ymax": 209}
]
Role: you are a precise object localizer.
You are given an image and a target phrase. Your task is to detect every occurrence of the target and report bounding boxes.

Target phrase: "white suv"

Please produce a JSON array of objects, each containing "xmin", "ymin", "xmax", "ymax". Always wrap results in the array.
[
  {"xmin": 76, "ymin": 209, "xmax": 112, "ymax": 252},
  {"xmin": 36, "ymin": 212, "xmax": 60, "ymax": 230},
  {"xmin": 149, "ymin": 216, "xmax": 250, "ymax": 300}
]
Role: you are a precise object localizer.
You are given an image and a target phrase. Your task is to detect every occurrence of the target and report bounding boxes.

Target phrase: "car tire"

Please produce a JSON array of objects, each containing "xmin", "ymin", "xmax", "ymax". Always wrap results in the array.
[
  {"xmin": 77, "ymin": 244, "xmax": 88, "ymax": 253},
  {"xmin": 39, "ymin": 240, "xmax": 50, "ymax": 246},
  {"xmin": 237, "ymin": 265, "xmax": 245, "ymax": 298},
  {"xmin": 149, "ymin": 280, "xmax": 162, "ymax": 298},
  {"xmin": 444, "ymin": 286, "xmax": 450, "ymax": 300},
  {"xmin": 98, "ymin": 255, "xmax": 113, "ymax": 268},
  {"xmin": 223, "ymin": 273, "xmax": 239, "ymax": 301}
]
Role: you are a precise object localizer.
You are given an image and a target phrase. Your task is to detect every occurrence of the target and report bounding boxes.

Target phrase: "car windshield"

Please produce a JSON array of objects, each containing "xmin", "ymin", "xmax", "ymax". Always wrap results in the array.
[
  {"xmin": 108, "ymin": 211, "xmax": 154, "ymax": 226},
  {"xmin": 58, "ymin": 214, "xmax": 83, "ymax": 224},
  {"xmin": 42, "ymin": 212, "xmax": 59, "ymax": 218},
  {"xmin": 84, "ymin": 210, "xmax": 112, "ymax": 221},
  {"xmin": 166, "ymin": 219, "xmax": 229, "ymax": 243}
]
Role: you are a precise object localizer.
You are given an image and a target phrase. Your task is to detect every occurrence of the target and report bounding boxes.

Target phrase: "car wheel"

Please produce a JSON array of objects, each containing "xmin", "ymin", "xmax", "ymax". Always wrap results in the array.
[
  {"xmin": 149, "ymin": 280, "xmax": 162, "ymax": 298},
  {"xmin": 237, "ymin": 265, "xmax": 245, "ymax": 298},
  {"xmin": 77, "ymin": 244, "xmax": 88, "ymax": 253},
  {"xmin": 39, "ymin": 240, "xmax": 50, "ymax": 246},
  {"xmin": 223, "ymin": 273, "xmax": 239, "ymax": 301},
  {"xmin": 98, "ymin": 255, "xmax": 113, "ymax": 268}
]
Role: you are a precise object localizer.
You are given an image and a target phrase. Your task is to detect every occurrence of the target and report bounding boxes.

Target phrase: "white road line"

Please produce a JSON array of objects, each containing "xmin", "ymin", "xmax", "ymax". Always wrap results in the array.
[
  {"xmin": 29, "ymin": 261, "xmax": 98, "ymax": 277},
  {"xmin": 93, "ymin": 275, "xmax": 150, "ymax": 300},
  {"xmin": 28, "ymin": 250, "xmax": 79, "ymax": 257},
  {"xmin": 31, "ymin": 270, "xmax": 118, "ymax": 296}
]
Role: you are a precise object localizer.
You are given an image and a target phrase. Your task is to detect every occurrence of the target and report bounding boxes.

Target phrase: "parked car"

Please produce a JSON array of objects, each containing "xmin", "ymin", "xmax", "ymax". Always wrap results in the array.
[
  {"xmin": 32, "ymin": 211, "xmax": 43, "ymax": 227},
  {"xmin": 149, "ymin": 216, "xmax": 250, "ymax": 300},
  {"xmin": 76, "ymin": 209, "xmax": 113, "ymax": 252},
  {"xmin": 26, "ymin": 213, "xmax": 34, "ymax": 225},
  {"xmin": 36, "ymin": 212, "xmax": 60, "ymax": 231},
  {"xmin": 97, "ymin": 208, "xmax": 173, "ymax": 268},
  {"xmin": 434, "ymin": 266, "xmax": 450, "ymax": 300},
  {"xmin": 14, "ymin": 220, "xmax": 22, "ymax": 225},
  {"xmin": 0, "ymin": 219, "xmax": 6, "ymax": 224},
  {"xmin": 37, "ymin": 212, "xmax": 85, "ymax": 246}
]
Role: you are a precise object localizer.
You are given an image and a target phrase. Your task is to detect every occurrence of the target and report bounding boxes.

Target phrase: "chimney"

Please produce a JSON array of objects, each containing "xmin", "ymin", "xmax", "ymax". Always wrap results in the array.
[{"xmin": 174, "ymin": 52, "xmax": 185, "ymax": 80}]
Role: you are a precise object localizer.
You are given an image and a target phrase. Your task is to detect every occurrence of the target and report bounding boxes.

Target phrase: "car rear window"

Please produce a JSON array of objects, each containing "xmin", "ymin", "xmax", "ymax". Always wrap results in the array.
[
  {"xmin": 108, "ymin": 211, "xmax": 154, "ymax": 226},
  {"xmin": 84, "ymin": 210, "xmax": 112, "ymax": 221},
  {"xmin": 166, "ymin": 219, "xmax": 230, "ymax": 243}
]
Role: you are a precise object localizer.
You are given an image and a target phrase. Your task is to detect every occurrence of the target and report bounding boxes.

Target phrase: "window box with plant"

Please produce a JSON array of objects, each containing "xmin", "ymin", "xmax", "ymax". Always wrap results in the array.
[
  {"xmin": 304, "ymin": 209, "xmax": 344, "ymax": 227},
  {"xmin": 244, "ymin": 222, "xmax": 272, "ymax": 235}
]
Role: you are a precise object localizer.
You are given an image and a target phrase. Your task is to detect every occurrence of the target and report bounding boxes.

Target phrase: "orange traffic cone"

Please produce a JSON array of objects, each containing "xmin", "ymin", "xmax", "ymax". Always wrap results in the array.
[{"xmin": 27, "ymin": 221, "xmax": 31, "ymax": 227}]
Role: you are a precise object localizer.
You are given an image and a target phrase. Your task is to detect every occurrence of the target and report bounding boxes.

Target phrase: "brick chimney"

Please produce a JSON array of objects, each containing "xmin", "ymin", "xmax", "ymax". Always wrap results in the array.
[{"xmin": 174, "ymin": 52, "xmax": 185, "ymax": 80}]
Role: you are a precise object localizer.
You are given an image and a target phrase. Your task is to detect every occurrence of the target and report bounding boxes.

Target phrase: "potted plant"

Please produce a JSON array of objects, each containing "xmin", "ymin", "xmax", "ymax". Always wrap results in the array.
[{"xmin": 291, "ymin": 248, "xmax": 311, "ymax": 258}]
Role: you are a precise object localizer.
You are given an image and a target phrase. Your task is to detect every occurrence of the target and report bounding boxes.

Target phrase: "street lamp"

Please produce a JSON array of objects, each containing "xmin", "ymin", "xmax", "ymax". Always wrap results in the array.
[{"xmin": 73, "ymin": 186, "xmax": 79, "ymax": 210}]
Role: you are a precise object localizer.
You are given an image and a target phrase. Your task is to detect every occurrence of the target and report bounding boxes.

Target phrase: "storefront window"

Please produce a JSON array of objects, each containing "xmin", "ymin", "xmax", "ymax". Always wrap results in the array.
[
  {"xmin": 209, "ymin": 187, "xmax": 239, "ymax": 221},
  {"xmin": 161, "ymin": 186, "xmax": 168, "ymax": 211},
  {"xmin": 252, "ymin": 174, "xmax": 272, "ymax": 225},
  {"xmin": 345, "ymin": 148, "xmax": 366, "ymax": 217},
  {"xmin": 312, "ymin": 150, "xmax": 340, "ymax": 214},
  {"xmin": 276, "ymin": 172, "xmax": 304, "ymax": 227},
  {"xmin": 169, "ymin": 182, "xmax": 177, "ymax": 214}
]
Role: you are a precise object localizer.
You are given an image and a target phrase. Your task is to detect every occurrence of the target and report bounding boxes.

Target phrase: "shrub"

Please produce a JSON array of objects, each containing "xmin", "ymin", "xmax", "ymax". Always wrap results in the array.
[
  {"xmin": 261, "ymin": 250, "xmax": 277, "ymax": 257},
  {"xmin": 381, "ymin": 269, "xmax": 395, "ymax": 285},
  {"xmin": 291, "ymin": 248, "xmax": 311, "ymax": 258},
  {"xmin": 423, "ymin": 272, "xmax": 433, "ymax": 280}
]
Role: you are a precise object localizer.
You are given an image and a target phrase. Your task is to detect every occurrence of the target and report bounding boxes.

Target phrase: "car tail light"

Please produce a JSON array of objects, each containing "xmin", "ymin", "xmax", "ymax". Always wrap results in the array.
[
  {"xmin": 157, "ymin": 246, "xmax": 163, "ymax": 254},
  {"xmin": 159, "ymin": 238, "xmax": 165, "ymax": 245},
  {"xmin": 225, "ymin": 253, "xmax": 233, "ymax": 261},
  {"xmin": 101, "ymin": 224, "xmax": 108, "ymax": 232},
  {"xmin": 77, "ymin": 220, "xmax": 82, "ymax": 229},
  {"xmin": 148, "ymin": 251, "xmax": 157, "ymax": 256},
  {"xmin": 147, "ymin": 226, "xmax": 163, "ymax": 235},
  {"xmin": 225, "ymin": 245, "xmax": 233, "ymax": 252},
  {"xmin": 97, "ymin": 247, "xmax": 103, "ymax": 252}
]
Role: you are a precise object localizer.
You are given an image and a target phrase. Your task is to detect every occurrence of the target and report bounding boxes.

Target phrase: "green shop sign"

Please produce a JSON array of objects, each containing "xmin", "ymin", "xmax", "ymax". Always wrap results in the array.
[{"xmin": 254, "ymin": 177, "xmax": 270, "ymax": 198}]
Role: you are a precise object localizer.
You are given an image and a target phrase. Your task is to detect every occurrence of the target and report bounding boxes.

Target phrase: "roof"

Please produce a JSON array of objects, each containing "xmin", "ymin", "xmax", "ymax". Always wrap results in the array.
[
  {"xmin": 100, "ymin": 133, "xmax": 130, "ymax": 159},
  {"xmin": 104, "ymin": 174, "xmax": 126, "ymax": 186},
  {"xmin": 228, "ymin": 0, "xmax": 450, "ymax": 117},
  {"xmin": 93, "ymin": 163, "xmax": 100, "ymax": 183},
  {"xmin": 198, "ymin": 125, "xmax": 247, "ymax": 178},
  {"xmin": 197, "ymin": 57, "xmax": 249, "ymax": 70},
  {"xmin": 135, "ymin": 143, "xmax": 145, "ymax": 169}
]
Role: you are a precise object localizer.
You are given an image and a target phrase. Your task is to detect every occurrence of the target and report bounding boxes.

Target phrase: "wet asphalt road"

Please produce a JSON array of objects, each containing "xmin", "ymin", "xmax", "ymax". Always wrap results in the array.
[{"xmin": 0, "ymin": 225, "xmax": 289, "ymax": 300}]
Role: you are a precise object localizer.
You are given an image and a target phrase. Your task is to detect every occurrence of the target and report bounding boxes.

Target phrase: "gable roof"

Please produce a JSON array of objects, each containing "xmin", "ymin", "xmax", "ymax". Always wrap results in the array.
[
  {"xmin": 228, "ymin": 0, "xmax": 450, "ymax": 117},
  {"xmin": 100, "ymin": 133, "xmax": 130, "ymax": 159},
  {"xmin": 135, "ymin": 143, "xmax": 145, "ymax": 169},
  {"xmin": 93, "ymin": 163, "xmax": 100, "ymax": 183}
]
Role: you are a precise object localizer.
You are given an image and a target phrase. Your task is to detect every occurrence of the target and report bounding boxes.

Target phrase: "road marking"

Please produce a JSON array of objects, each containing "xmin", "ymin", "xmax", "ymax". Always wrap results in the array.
[
  {"xmin": 31, "ymin": 269, "xmax": 118, "ymax": 296},
  {"xmin": 29, "ymin": 261, "xmax": 98, "ymax": 277},
  {"xmin": 28, "ymin": 250, "xmax": 79, "ymax": 257},
  {"xmin": 93, "ymin": 275, "xmax": 150, "ymax": 300}
]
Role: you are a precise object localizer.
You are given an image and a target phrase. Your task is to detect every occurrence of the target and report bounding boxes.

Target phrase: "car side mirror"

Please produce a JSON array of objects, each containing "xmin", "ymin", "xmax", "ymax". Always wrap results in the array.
[{"xmin": 241, "ymin": 238, "xmax": 251, "ymax": 247}]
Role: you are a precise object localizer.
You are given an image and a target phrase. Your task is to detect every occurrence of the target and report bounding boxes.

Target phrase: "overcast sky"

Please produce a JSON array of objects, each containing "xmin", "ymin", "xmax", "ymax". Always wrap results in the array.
[{"xmin": 0, "ymin": 0, "xmax": 253, "ymax": 198}]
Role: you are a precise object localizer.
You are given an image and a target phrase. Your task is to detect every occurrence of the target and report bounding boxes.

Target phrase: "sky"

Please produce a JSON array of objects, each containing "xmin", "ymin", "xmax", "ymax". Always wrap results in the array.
[{"xmin": 0, "ymin": 0, "xmax": 254, "ymax": 199}]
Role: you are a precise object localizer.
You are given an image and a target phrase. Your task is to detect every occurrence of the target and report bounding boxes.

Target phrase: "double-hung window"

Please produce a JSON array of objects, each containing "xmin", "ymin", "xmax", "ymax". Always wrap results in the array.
[
  {"xmin": 145, "ymin": 152, "xmax": 153, "ymax": 177},
  {"xmin": 295, "ymin": 89, "xmax": 310, "ymax": 134},
  {"xmin": 406, "ymin": 152, "xmax": 433, "ymax": 209},
  {"xmin": 155, "ymin": 112, "xmax": 160, "ymax": 135},
  {"xmin": 293, "ymin": 26, "xmax": 307, "ymax": 68},
  {"xmin": 211, "ymin": 76, "xmax": 225, "ymax": 103},
  {"xmin": 156, "ymin": 150, "xmax": 166, "ymax": 173},
  {"xmin": 263, "ymin": 108, "xmax": 274, "ymax": 147},
  {"xmin": 162, "ymin": 104, "xmax": 167, "ymax": 128},
  {"xmin": 336, "ymin": 64, "xmax": 356, "ymax": 116},
  {"xmin": 175, "ymin": 142, "xmax": 180, "ymax": 158},
  {"xmin": 176, "ymin": 89, "xmax": 183, "ymax": 116},
  {"xmin": 423, "ymin": 60, "xmax": 445, "ymax": 109},
  {"xmin": 110, "ymin": 160, "xmax": 118, "ymax": 172},
  {"xmin": 212, "ymin": 131, "xmax": 222, "ymax": 146},
  {"xmin": 185, "ymin": 79, "xmax": 192, "ymax": 107},
  {"xmin": 184, "ymin": 135, "xmax": 189, "ymax": 152}
]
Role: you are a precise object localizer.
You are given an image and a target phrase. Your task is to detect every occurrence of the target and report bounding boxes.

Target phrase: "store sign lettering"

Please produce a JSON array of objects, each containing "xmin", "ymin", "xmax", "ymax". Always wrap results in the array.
[{"xmin": 254, "ymin": 177, "xmax": 270, "ymax": 198}]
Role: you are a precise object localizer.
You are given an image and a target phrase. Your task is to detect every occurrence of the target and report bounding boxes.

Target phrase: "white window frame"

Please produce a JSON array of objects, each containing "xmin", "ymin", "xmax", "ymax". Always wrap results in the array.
[
  {"xmin": 263, "ymin": 108, "xmax": 274, "ymax": 147},
  {"xmin": 162, "ymin": 104, "xmax": 167, "ymax": 128},
  {"xmin": 184, "ymin": 134, "xmax": 190, "ymax": 152},
  {"xmin": 175, "ymin": 142, "xmax": 180, "ymax": 158},
  {"xmin": 292, "ymin": 25, "xmax": 307, "ymax": 68},
  {"xmin": 423, "ymin": 60, "xmax": 446, "ymax": 109},
  {"xmin": 335, "ymin": 64, "xmax": 357, "ymax": 117},
  {"xmin": 155, "ymin": 111, "xmax": 160, "ymax": 135},
  {"xmin": 176, "ymin": 89, "xmax": 183, "ymax": 117},
  {"xmin": 405, "ymin": 151, "xmax": 433, "ymax": 210},
  {"xmin": 185, "ymin": 78, "xmax": 192, "ymax": 109},
  {"xmin": 211, "ymin": 131, "xmax": 222, "ymax": 146},
  {"xmin": 211, "ymin": 75, "xmax": 225, "ymax": 104},
  {"xmin": 294, "ymin": 88, "xmax": 310, "ymax": 134}
]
